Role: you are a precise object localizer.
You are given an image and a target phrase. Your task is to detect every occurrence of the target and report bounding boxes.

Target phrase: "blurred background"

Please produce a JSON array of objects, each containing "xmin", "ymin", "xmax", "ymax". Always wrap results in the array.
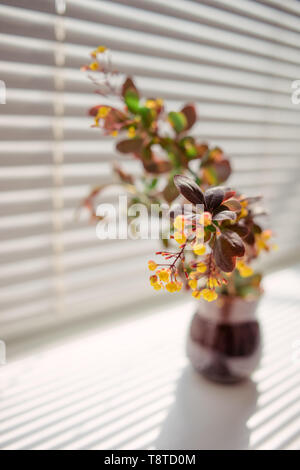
[
  {"xmin": 1, "ymin": 0, "xmax": 300, "ymax": 342},
  {"xmin": 0, "ymin": 0, "xmax": 300, "ymax": 451}
]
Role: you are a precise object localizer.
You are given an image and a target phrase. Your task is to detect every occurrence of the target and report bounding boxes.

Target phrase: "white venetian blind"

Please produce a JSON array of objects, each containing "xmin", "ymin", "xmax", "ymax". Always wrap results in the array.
[{"xmin": 1, "ymin": 0, "xmax": 300, "ymax": 340}]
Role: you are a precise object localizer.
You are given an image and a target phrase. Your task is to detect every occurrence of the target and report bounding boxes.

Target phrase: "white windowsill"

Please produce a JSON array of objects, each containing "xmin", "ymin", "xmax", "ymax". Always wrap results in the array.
[{"xmin": 0, "ymin": 267, "xmax": 300, "ymax": 450}]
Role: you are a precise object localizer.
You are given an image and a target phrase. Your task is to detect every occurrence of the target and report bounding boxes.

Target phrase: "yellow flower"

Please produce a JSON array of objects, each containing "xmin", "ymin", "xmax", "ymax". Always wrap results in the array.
[
  {"xmin": 127, "ymin": 126, "xmax": 136, "ymax": 138},
  {"xmin": 89, "ymin": 62, "xmax": 99, "ymax": 71},
  {"xmin": 197, "ymin": 262, "xmax": 207, "ymax": 273},
  {"xmin": 166, "ymin": 282, "xmax": 178, "ymax": 293},
  {"xmin": 189, "ymin": 271, "xmax": 198, "ymax": 280},
  {"xmin": 236, "ymin": 261, "xmax": 253, "ymax": 278},
  {"xmin": 97, "ymin": 106, "xmax": 110, "ymax": 119},
  {"xmin": 174, "ymin": 215, "xmax": 185, "ymax": 232},
  {"xmin": 189, "ymin": 279, "xmax": 197, "ymax": 290},
  {"xmin": 207, "ymin": 277, "xmax": 218, "ymax": 289},
  {"xmin": 192, "ymin": 290, "xmax": 202, "ymax": 299},
  {"xmin": 176, "ymin": 281, "xmax": 183, "ymax": 292},
  {"xmin": 203, "ymin": 212, "xmax": 212, "ymax": 227},
  {"xmin": 202, "ymin": 289, "xmax": 218, "ymax": 302},
  {"xmin": 150, "ymin": 275, "xmax": 158, "ymax": 286},
  {"xmin": 158, "ymin": 269, "xmax": 170, "ymax": 282},
  {"xmin": 145, "ymin": 99, "xmax": 156, "ymax": 109},
  {"xmin": 174, "ymin": 232, "xmax": 187, "ymax": 245},
  {"xmin": 153, "ymin": 283, "xmax": 162, "ymax": 291},
  {"xmin": 193, "ymin": 244, "xmax": 206, "ymax": 256},
  {"xmin": 261, "ymin": 229, "xmax": 272, "ymax": 241},
  {"xmin": 111, "ymin": 130, "xmax": 118, "ymax": 137},
  {"xmin": 148, "ymin": 260, "xmax": 157, "ymax": 271},
  {"xmin": 97, "ymin": 46, "xmax": 107, "ymax": 53},
  {"xmin": 240, "ymin": 207, "xmax": 248, "ymax": 218}
]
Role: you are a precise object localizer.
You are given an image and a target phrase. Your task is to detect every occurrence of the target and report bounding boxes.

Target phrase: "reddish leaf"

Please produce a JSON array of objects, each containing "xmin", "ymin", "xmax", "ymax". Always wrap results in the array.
[
  {"xmin": 143, "ymin": 159, "xmax": 172, "ymax": 174},
  {"xmin": 230, "ymin": 223, "xmax": 249, "ymax": 239},
  {"xmin": 223, "ymin": 189, "xmax": 236, "ymax": 201},
  {"xmin": 174, "ymin": 175, "xmax": 205, "ymax": 205},
  {"xmin": 244, "ymin": 231, "xmax": 255, "ymax": 245},
  {"xmin": 122, "ymin": 77, "xmax": 139, "ymax": 99},
  {"xmin": 222, "ymin": 230, "xmax": 245, "ymax": 257},
  {"xmin": 162, "ymin": 179, "xmax": 179, "ymax": 203},
  {"xmin": 213, "ymin": 159, "xmax": 231, "ymax": 183},
  {"xmin": 89, "ymin": 105, "xmax": 103, "ymax": 117},
  {"xmin": 181, "ymin": 104, "xmax": 197, "ymax": 131},
  {"xmin": 213, "ymin": 238, "xmax": 236, "ymax": 272},
  {"xmin": 223, "ymin": 198, "xmax": 241, "ymax": 212},
  {"xmin": 195, "ymin": 144, "xmax": 209, "ymax": 159},
  {"xmin": 204, "ymin": 187, "xmax": 225, "ymax": 211},
  {"xmin": 116, "ymin": 138, "xmax": 143, "ymax": 154},
  {"xmin": 213, "ymin": 210, "xmax": 236, "ymax": 222}
]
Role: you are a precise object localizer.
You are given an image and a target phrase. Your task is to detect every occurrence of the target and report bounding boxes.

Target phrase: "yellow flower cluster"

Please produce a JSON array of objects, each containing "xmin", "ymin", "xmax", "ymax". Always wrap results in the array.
[
  {"xmin": 127, "ymin": 126, "xmax": 136, "ymax": 138},
  {"xmin": 165, "ymin": 281, "xmax": 183, "ymax": 293},
  {"xmin": 174, "ymin": 232, "xmax": 187, "ymax": 244},
  {"xmin": 173, "ymin": 213, "xmax": 211, "ymax": 249},
  {"xmin": 188, "ymin": 268, "xmax": 219, "ymax": 301},
  {"xmin": 89, "ymin": 62, "xmax": 99, "ymax": 71},
  {"xmin": 255, "ymin": 230, "xmax": 275, "ymax": 254},
  {"xmin": 148, "ymin": 262, "xmax": 182, "ymax": 293},
  {"xmin": 193, "ymin": 244, "xmax": 206, "ymax": 256},
  {"xmin": 199, "ymin": 211, "xmax": 212, "ymax": 227},
  {"xmin": 173, "ymin": 215, "xmax": 187, "ymax": 245},
  {"xmin": 94, "ymin": 106, "xmax": 111, "ymax": 127},
  {"xmin": 145, "ymin": 98, "xmax": 164, "ymax": 109},
  {"xmin": 91, "ymin": 46, "xmax": 107, "ymax": 58},
  {"xmin": 148, "ymin": 260, "xmax": 157, "ymax": 271},
  {"xmin": 236, "ymin": 260, "xmax": 254, "ymax": 278},
  {"xmin": 239, "ymin": 200, "xmax": 248, "ymax": 219},
  {"xmin": 192, "ymin": 289, "xmax": 218, "ymax": 302}
]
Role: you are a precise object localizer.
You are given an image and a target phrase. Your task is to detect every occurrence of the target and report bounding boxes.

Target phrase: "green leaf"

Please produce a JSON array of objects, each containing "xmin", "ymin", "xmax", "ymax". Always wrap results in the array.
[
  {"xmin": 125, "ymin": 90, "xmax": 140, "ymax": 113},
  {"xmin": 122, "ymin": 77, "xmax": 140, "ymax": 113},
  {"xmin": 148, "ymin": 178, "xmax": 158, "ymax": 190},
  {"xmin": 138, "ymin": 106, "xmax": 153, "ymax": 127},
  {"xmin": 168, "ymin": 112, "xmax": 187, "ymax": 133}
]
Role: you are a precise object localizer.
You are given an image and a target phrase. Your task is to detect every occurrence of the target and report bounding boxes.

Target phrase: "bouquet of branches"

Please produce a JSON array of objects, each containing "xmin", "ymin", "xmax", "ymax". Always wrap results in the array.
[{"xmin": 82, "ymin": 47, "xmax": 276, "ymax": 303}]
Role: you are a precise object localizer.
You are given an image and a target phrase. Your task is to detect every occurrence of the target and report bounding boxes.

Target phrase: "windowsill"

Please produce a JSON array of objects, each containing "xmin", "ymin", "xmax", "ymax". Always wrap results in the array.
[{"xmin": 1, "ymin": 267, "xmax": 300, "ymax": 450}]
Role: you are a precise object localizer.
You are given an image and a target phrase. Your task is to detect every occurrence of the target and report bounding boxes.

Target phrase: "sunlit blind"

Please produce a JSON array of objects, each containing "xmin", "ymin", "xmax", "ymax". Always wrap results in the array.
[{"xmin": 1, "ymin": 0, "xmax": 300, "ymax": 340}]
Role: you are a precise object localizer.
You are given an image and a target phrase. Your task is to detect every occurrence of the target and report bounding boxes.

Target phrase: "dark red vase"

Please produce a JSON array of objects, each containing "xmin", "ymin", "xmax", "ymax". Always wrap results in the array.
[{"xmin": 187, "ymin": 296, "xmax": 262, "ymax": 384}]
